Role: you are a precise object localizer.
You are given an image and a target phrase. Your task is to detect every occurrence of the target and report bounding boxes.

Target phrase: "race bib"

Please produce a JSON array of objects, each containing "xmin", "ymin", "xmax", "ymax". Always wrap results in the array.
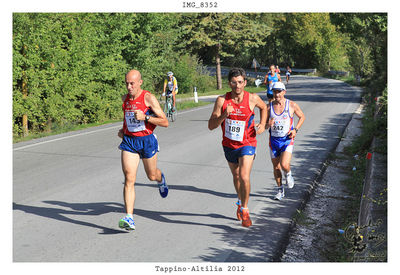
[
  {"xmin": 125, "ymin": 111, "xmax": 146, "ymax": 132},
  {"xmin": 225, "ymin": 118, "xmax": 245, "ymax": 142}
]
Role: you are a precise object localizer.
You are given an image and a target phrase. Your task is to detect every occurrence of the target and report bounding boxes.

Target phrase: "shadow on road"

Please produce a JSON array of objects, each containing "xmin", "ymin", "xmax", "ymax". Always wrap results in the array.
[
  {"xmin": 13, "ymin": 201, "xmax": 128, "ymax": 235},
  {"xmin": 13, "ymin": 199, "xmax": 242, "ymax": 235}
]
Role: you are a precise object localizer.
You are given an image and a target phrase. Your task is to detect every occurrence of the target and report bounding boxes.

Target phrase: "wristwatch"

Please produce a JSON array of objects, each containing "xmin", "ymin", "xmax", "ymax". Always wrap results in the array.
[
  {"xmin": 145, "ymin": 115, "xmax": 150, "ymax": 122},
  {"xmin": 294, "ymin": 127, "xmax": 299, "ymax": 133}
]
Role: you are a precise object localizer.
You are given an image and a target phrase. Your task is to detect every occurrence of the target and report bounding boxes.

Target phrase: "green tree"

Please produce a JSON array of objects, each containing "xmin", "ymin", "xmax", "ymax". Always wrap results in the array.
[
  {"xmin": 330, "ymin": 13, "xmax": 387, "ymax": 79},
  {"xmin": 180, "ymin": 13, "xmax": 270, "ymax": 89},
  {"xmin": 264, "ymin": 13, "xmax": 348, "ymax": 71}
]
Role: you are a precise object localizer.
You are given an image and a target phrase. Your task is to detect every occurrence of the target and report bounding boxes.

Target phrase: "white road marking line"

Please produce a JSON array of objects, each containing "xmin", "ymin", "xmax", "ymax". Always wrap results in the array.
[{"xmin": 13, "ymin": 124, "xmax": 122, "ymax": 151}]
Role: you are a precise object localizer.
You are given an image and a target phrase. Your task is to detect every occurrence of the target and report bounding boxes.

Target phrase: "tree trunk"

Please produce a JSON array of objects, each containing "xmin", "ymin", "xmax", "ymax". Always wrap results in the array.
[{"xmin": 215, "ymin": 43, "xmax": 222, "ymax": 90}]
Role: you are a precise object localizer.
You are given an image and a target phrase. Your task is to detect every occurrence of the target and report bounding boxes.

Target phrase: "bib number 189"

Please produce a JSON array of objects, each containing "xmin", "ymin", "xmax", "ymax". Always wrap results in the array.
[{"xmin": 225, "ymin": 119, "xmax": 245, "ymax": 142}]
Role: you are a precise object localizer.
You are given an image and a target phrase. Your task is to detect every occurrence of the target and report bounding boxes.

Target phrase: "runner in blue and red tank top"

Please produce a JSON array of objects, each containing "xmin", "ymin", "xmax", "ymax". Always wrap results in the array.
[
  {"xmin": 117, "ymin": 69, "xmax": 169, "ymax": 231},
  {"xmin": 121, "ymin": 89, "xmax": 156, "ymax": 137},
  {"xmin": 266, "ymin": 82, "xmax": 305, "ymax": 201},
  {"xmin": 208, "ymin": 67, "xmax": 267, "ymax": 228},
  {"xmin": 221, "ymin": 91, "xmax": 257, "ymax": 149},
  {"xmin": 263, "ymin": 64, "xmax": 282, "ymax": 102}
]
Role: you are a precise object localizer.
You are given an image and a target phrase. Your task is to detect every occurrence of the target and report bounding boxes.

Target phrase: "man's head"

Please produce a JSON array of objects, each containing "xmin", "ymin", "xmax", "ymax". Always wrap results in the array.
[
  {"xmin": 167, "ymin": 71, "xmax": 174, "ymax": 79},
  {"xmin": 125, "ymin": 70, "xmax": 143, "ymax": 96},
  {"xmin": 228, "ymin": 67, "xmax": 246, "ymax": 82},
  {"xmin": 271, "ymin": 82, "xmax": 286, "ymax": 99},
  {"xmin": 228, "ymin": 68, "xmax": 247, "ymax": 95},
  {"xmin": 269, "ymin": 65, "xmax": 276, "ymax": 72}
]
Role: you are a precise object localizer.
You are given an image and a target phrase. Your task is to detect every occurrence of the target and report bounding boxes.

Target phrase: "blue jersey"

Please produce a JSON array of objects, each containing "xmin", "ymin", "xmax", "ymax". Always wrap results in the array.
[{"xmin": 267, "ymin": 73, "xmax": 279, "ymax": 93}]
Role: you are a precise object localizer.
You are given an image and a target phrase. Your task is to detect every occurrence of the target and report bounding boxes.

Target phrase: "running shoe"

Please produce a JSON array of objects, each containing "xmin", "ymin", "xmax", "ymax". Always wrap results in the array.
[
  {"xmin": 119, "ymin": 216, "xmax": 135, "ymax": 230},
  {"xmin": 236, "ymin": 201, "xmax": 242, "ymax": 221},
  {"xmin": 241, "ymin": 207, "xmax": 252, "ymax": 227},
  {"xmin": 274, "ymin": 188, "xmax": 285, "ymax": 201},
  {"xmin": 158, "ymin": 173, "xmax": 168, "ymax": 198},
  {"xmin": 286, "ymin": 173, "xmax": 294, "ymax": 189}
]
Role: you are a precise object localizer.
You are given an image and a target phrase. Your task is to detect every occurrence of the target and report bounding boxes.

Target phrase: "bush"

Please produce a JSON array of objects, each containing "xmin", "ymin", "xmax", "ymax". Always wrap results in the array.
[{"xmin": 171, "ymin": 54, "xmax": 215, "ymax": 94}]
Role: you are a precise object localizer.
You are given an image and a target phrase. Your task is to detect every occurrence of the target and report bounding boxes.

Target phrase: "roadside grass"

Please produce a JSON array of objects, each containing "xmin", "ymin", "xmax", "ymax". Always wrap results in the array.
[
  {"xmin": 318, "ymin": 72, "xmax": 366, "ymax": 87},
  {"xmin": 13, "ymin": 119, "xmax": 123, "ymax": 143},
  {"xmin": 292, "ymin": 209, "xmax": 317, "ymax": 226}
]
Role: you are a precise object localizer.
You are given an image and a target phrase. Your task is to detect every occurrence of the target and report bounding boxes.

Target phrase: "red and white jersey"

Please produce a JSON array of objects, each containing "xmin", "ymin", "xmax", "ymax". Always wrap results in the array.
[
  {"xmin": 122, "ymin": 90, "xmax": 156, "ymax": 137},
  {"xmin": 269, "ymin": 99, "xmax": 293, "ymax": 137},
  {"xmin": 221, "ymin": 91, "xmax": 257, "ymax": 149}
]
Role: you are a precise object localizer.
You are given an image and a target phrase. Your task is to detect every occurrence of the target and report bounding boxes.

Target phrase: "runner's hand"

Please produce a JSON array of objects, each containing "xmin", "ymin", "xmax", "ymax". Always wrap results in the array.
[
  {"xmin": 288, "ymin": 129, "xmax": 296, "ymax": 139},
  {"xmin": 133, "ymin": 110, "xmax": 145, "ymax": 121},
  {"xmin": 255, "ymin": 123, "xmax": 265, "ymax": 135},
  {"xmin": 268, "ymin": 118, "xmax": 275, "ymax": 128},
  {"xmin": 224, "ymin": 103, "xmax": 234, "ymax": 118},
  {"xmin": 118, "ymin": 129, "xmax": 124, "ymax": 138}
]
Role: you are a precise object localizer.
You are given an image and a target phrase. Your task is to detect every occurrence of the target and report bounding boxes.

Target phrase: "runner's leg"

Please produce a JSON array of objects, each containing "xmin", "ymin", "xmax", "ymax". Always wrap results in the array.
[
  {"xmin": 280, "ymin": 150, "xmax": 294, "ymax": 188},
  {"xmin": 271, "ymin": 157, "xmax": 283, "ymax": 187},
  {"xmin": 142, "ymin": 153, "xmax": 162, "ymax": 182},
  {"xmin": 280, "ymin": 151, "xmax": 292, "ymax": 174},
  {"xmin": 238, "ymin": 155, "xmax": 254, "ymax": 208},
  {"xmin": 121, "ymin": 150, "xmax": 140, "ymax": 214},
  {"xmin": 227, "ymin": 162, "xmax": 241, "ymax": 200}
]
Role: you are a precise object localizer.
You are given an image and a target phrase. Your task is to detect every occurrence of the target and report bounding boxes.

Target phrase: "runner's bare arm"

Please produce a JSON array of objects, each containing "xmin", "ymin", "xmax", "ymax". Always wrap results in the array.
[
  {"xmin": 288, "ymin": 101, "xmax": 305, "ymax": 138},
  {"xmin": 263, "ymin": 75, "xmax": 268, "ymax": 84},
  {"xmin": 251, "ymin": 94, "xmax": 267, "ymax": 134},
  {"xmin": 208, "ymin": 96, "xmax": 229, "ymax": 130},
  {"xmin": 266, "ymin": 104, "xmax": 274, "ymax": 129},
  {"xmin": 118, "ymin": 94, "xmax": 128, "ymax": 138},
  {"xmin": 292, "ymin": 101, "xmax": 305, "ymax": 130},
  {"xmin": 134, "ymin": 92, "xmax": 169, "ymax": 127}
]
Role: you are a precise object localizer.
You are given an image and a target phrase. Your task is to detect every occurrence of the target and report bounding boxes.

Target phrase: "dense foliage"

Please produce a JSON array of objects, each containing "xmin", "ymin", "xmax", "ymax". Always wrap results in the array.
[{"xmin": 13, "ymin": 12, "xmax": 387, "ymax": 138}]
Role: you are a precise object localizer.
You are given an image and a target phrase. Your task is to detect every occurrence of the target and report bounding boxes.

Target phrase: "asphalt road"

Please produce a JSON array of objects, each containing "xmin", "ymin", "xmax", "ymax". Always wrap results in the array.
[{"xmin": 13, "ymin": 75, "xmax": 362, "ymax": 262}]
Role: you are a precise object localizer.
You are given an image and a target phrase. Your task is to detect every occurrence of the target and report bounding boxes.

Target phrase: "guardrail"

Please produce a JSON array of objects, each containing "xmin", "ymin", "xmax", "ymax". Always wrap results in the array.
[
  {"xmin": 328, "ymin": 70, "xmax": 349, "ymax": 77},
  {"xmin": 260, "ymin": 67, "xmax": 317, "ymax": 74},
  {"xmin": 206, "ymin": 66, "xmax": 318, "ymax": 76}
]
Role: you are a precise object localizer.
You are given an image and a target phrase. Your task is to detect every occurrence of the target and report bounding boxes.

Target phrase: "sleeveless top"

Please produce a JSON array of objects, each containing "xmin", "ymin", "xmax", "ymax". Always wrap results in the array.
[
  {"xmin": 267, "ymin": 73, "xmax": 279, "ymax": 93},
  {"xmin": 269, "ymin": 99, "xmax": 293, "ymax": 138},
  {"xmin": 122, "ymin": 90, "xmax": 156, "ymax": 137},
  {"xmin": 221, "ymin": 91, "xmax": 257, "ymax": 149}
]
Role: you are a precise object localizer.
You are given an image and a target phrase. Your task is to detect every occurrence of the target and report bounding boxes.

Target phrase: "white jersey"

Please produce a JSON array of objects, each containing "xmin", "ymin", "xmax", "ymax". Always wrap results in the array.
[{"xmin": 269, "ymin": 99, "xmax": 293, "ymax": 137}]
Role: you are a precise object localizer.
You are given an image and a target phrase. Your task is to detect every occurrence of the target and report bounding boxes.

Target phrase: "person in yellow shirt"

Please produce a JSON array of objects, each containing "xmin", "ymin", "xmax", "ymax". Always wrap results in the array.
[{"xmin": 163, "ymin": 72, "xmax": 178, "ymax": 111}]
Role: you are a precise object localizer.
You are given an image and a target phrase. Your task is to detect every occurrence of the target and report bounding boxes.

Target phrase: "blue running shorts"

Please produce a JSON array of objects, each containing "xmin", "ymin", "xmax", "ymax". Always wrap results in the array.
[
  {"xmin": 269, "ymin": 135, "xmax": 294, "ymax": 158},
  {"xmin": 223, "ymin": 146, "xmax": 256, "ymax": 164},
  {"xmin": 119, "ymin": 134, "xmax": 159, "ymax": 159}
]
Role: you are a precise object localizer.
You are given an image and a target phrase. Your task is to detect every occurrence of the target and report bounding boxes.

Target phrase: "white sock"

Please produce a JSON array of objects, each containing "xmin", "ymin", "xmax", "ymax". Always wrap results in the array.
[
  {"xmin": 285, "ymin": 171, "xmax": 292, "ymax": 178},
  {"xmin": 126, "ymin": 214, "xmax": 133, "ymax": 219}
]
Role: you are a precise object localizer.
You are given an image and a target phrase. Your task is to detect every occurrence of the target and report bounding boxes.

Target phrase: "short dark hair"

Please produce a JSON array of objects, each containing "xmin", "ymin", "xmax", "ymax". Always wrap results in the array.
[{"xmin": 228, "ymin": 67, "xmax": 246, "ymax": 81}]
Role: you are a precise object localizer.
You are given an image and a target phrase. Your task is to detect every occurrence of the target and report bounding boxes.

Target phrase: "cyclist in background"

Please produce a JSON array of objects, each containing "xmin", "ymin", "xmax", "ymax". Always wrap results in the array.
[{"xmin": 163, "ymin": 72, "xmax": 178, "ymax": 112}]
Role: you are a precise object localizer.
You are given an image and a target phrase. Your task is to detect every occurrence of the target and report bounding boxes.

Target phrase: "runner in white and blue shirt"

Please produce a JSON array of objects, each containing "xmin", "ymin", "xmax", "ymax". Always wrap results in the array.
[{"xmin": 266, "ymin": 82, "xmax": 305, "ymax": 201}]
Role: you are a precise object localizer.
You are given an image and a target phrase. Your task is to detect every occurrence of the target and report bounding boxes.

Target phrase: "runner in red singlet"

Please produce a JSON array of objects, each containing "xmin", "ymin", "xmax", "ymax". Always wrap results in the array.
[
  {"xmin": 117, "ymin": 69, "xmax": 169, "ymax": 231},
  {"xmin": 208, "ymin": 67, "xmax": 267, "ymax": 227}
]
